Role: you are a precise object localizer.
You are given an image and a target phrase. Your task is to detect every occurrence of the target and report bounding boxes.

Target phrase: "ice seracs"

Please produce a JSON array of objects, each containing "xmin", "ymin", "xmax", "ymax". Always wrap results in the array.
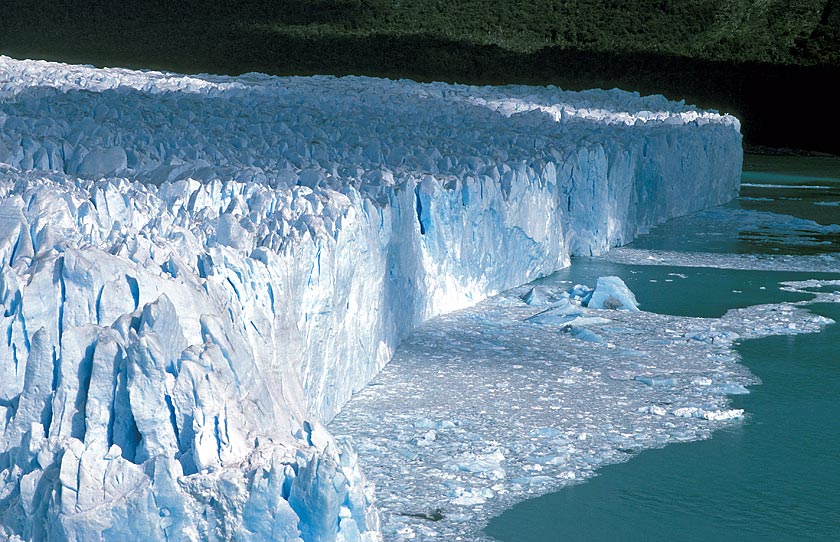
[{"xmin": 0, "ymin": 56, "xmax": 742, "ymax": 541}]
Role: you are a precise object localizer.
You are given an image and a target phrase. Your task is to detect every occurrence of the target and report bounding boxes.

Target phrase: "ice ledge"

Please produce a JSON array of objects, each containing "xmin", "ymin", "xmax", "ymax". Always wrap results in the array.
[{"xmin": 0, "ymin": 57, "xmax": 741, "ymax": 541}]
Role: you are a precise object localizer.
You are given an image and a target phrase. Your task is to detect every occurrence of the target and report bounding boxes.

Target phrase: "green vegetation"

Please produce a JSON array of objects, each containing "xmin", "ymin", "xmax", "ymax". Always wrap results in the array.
[
  {"xmin": 1, "ymin": 1, "xmax": 839, "ymax": 153},
  {"xmin": 2, "ymin": 0, "xmax": 836, "ymax": 67}
]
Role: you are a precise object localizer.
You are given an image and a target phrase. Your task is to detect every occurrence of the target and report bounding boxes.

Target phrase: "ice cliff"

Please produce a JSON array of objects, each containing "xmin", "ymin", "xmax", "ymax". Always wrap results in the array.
[{"xmin": 0, "ymin": 56, "xmax": 741, "ymax": 541}]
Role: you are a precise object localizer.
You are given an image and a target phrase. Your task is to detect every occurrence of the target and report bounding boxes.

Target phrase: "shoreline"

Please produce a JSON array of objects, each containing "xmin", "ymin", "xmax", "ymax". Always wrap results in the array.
[{"xmin": 744, "ymin": 145, "xmax": 840, "ymax": 159}]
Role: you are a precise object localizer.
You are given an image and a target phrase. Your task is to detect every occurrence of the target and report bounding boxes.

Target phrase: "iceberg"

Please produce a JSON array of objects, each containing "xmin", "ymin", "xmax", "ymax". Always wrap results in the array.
[
  {"xmin": 521, "ymin": 285, "xmax": 567, "ymax": 306},
  {"xmin": 587, "ymin": 276, "xmax": 640, "ymax": 311},
  {"xmin": 0, "ymin": 56, "xmax": 742, "ymax": 540}
]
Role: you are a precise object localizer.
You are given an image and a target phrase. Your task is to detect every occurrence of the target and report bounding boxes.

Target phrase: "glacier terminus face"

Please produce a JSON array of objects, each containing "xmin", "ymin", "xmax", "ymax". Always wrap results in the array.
[{"xmin": 0, "ymin": 56, "xmax": 741, "ymax": 541}]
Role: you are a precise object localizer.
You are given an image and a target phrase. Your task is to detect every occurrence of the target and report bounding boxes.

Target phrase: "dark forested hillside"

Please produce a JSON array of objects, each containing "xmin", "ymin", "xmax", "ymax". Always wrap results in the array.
[
  {"xmin": 4, "ymin": 0, "xmax": 835, "ymax": 64},
  {"xmin": 2, "ymin": 0, "xmax": 839, "ymax": 153}
]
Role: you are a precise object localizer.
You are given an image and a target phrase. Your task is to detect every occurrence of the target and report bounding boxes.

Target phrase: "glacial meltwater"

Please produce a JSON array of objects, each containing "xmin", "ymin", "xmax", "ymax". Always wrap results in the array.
[{"xmin": 484, "ymin": 154, "xmax": 840, "ymax": 541}]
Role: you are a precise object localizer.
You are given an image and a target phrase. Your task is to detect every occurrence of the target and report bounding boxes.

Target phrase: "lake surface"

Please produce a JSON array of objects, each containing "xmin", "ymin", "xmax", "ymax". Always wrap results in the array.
[{"xmin": 485, "ymin": 154, "xmax": 840, "ymax": 541}]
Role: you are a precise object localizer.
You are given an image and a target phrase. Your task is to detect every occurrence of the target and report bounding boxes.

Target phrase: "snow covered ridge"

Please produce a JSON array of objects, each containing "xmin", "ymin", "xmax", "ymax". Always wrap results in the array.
[{"xmin": 0, "ymin": 56, "xmax": 741, "ymax": 541}]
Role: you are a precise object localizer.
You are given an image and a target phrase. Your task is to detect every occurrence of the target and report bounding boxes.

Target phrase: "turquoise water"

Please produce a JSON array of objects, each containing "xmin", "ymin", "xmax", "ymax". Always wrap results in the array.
[
  {"xmin": 738, "ymin": 154, "xmax": 840, "ymax": 227},
  {"xmin": 485, "ymin": 155, "xmax": 840, "ymax": 541},
  {"xmin": 628, "ymin": 154, "xmax": 840, "ymax": 255},
  {"xmin": 535, "ymin": 260, "xmax": 834, "ymax": 318}
]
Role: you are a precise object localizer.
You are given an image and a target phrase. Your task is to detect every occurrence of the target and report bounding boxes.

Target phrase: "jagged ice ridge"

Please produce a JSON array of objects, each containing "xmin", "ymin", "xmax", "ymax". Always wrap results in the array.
[{"xmin": 0, "ymin": 56, "xmax": 741, "ymax": 541}]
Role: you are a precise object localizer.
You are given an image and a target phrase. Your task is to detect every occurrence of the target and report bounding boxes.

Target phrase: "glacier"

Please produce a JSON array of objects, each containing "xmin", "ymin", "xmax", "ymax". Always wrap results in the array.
[{"xmin": 0, "ymin": 56, "xmax": 741, "ymax": 541}]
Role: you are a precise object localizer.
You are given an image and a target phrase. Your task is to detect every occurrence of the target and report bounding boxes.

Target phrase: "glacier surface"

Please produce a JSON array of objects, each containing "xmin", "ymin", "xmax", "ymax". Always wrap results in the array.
[{"xmin": 0, "ymin": 56, "xmax": 741, "ymax": 541}]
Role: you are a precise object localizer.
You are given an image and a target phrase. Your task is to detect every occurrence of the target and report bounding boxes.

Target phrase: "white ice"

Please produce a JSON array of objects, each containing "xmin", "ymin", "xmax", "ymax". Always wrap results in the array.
[
  {"xmin": 587, "ymin": 276, "xmax": 640, "ymax": 311},
  {"xmin": 329, "ymin": 276, "xmax": 835, "ymax": 541},
  {"xmin": 0, "ymin": 56, "xmax": 742, "ymax": 541}
]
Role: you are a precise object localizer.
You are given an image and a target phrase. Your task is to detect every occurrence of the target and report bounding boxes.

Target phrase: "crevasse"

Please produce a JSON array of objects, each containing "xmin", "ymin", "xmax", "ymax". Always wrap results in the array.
[{"xmin": 0, "ymin": 56, "xmax": 741, "ymax": 541}]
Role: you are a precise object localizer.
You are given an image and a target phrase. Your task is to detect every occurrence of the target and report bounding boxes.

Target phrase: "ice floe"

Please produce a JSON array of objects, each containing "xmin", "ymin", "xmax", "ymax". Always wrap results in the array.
[{"xmin": 329, "ymin": 277, "xmax": 836, "ymax": 541}]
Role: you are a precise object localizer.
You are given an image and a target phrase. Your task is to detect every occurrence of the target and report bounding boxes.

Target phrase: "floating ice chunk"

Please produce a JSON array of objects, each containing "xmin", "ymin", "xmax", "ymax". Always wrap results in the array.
[
  {"xmin": 563, "ymin": 316, "xmax": 611, "ymax": 327},
  {"xmin": 648, "ymin": 405, "xmax": 668, "ymax": 416},
  {"xmin": 566, "ymin": 326, "xmax": 604, "ymax": 343},
  {"xmin": 412, "ymin": 430, "xmax": 437, "ymax": 446},
  {"xmin": 587, "ymin": 276, "xmax": 640, "ymax": 311},
  {"xmin": 530, "ymin": 313, "xmax": 610, "ymax": 327},
  {"xmin": 619, "ymin": 348, "xmax": 647, "ymax": 357},
  {"xmin": 673, "ymin": 407, "xmax": 704, "ymax": 418},
  {"xmin": 413, "ymin": 418, "xmax": 437, "ymax": 429},
  {"xmin": 673, "ymin": 407, "xmax": 744, "ymax": 420},
  {"xmin": 454, "ymin": 451, "xmax": 506, "ymax": 477},
  {"xmin": 703, "ymin": 409, "xmax": 745, "ymax": 421},
  {"xmin": 528, "ymin": 427, "xmax": 563, "ymax": 438},
  {"xmin": 634, "ymin": 375, "xmax": 679, "ymax": 387},
  {"xmin": 449, "ymin": 486, "xmax": 495, "ymax": 506},
  {"xmin": 526, "ymin": 297, "xmax": 583, "ymax": 324},
  {"xmin": 445, "ymin": 512, "xmax": 471, "ymax": 523},
  {"xmin": 396, "ymin": 448, "xmax": 419, "ymax": 461},
  {"xmin": 568, "ymin": 284, "xmax": 594, "ymax": 304},
  {"xmin": 708, "ymin": 383, "xmax": 750, "ymax": 395},
  {"xmin": 521, "ymin": 286, "xmax": 568, "ymax": 306}
]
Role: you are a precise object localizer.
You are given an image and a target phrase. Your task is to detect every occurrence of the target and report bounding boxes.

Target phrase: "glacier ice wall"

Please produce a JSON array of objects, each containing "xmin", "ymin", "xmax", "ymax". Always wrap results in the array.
[{"xmin": 0, "ymin": 56, "xmax": 741, "ymax": 541}]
